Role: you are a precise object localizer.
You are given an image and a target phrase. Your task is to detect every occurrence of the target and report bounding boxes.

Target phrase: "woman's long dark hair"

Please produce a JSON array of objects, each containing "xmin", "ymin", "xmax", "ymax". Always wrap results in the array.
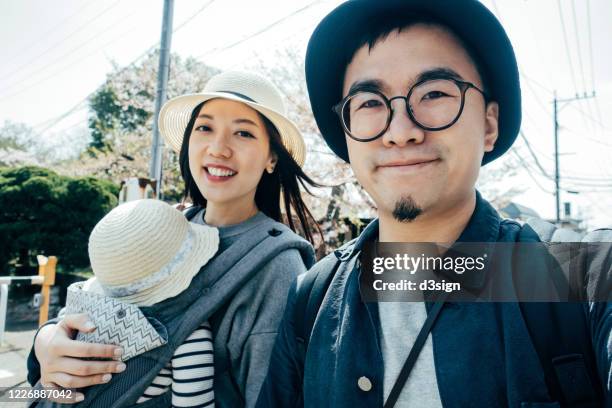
[{"xmin": 179, "ymin": 101, "xmax": 323, "ymax": 245}]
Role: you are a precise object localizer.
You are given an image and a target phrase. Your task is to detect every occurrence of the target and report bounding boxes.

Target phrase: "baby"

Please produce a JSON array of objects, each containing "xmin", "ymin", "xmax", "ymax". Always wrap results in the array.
[{"xmin": 65, "ymin": 199, "xmax": 219, "ymax": 407}]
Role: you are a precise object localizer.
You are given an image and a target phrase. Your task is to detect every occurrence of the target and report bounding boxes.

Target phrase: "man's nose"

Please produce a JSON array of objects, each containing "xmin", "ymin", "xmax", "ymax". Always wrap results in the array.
[{"xmin": 381, "ymin": 97, "xmax": 425, "ymax": 147}]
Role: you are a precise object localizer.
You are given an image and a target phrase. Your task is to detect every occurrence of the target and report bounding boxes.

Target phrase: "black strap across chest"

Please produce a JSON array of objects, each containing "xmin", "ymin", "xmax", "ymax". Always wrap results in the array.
[{"xmin": 383, "ymin": 293, "xmax": 449, "ymax": 408}]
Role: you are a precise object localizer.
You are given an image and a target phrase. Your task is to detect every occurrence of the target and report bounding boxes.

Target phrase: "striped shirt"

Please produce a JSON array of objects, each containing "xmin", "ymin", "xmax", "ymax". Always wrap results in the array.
[{"xmin": 137, "ymin": 322, "xmax": 214, "ymax": 407}]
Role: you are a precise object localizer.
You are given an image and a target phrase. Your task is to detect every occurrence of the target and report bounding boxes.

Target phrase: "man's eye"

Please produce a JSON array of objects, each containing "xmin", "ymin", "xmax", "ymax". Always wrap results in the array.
[
  {"xmin": 359, "ymin": 99, "xmax": 383, "ymax": 109},
  {"xmin": 237, "ymin": 130, "xmax": 255, "ymax": 139},
  {"xmin": 422, "ymin": 91, "xmax": 448, "ymax": 100}
]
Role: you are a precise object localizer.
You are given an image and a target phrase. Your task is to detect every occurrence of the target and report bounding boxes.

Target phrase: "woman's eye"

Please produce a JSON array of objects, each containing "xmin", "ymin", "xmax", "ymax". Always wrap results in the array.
[
  {"xmin": 194, "ymin": 125, "xmax": 211, "ymax": 132},
  {"xmin": 237, "ymin": 130, "xmax": 255, "ymax": 139}
]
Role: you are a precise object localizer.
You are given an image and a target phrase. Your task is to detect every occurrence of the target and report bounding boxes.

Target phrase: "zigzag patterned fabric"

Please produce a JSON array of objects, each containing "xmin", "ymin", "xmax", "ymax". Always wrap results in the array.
[{"xmin": 65, "ymin": 282, "xmax": 168, "ymax": 361}]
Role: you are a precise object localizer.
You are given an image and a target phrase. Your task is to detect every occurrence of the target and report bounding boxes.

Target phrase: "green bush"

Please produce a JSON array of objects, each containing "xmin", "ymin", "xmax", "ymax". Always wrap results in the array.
[{"xmin": 0, "ymin": 166, "xmax": 118, "ymax": 274}]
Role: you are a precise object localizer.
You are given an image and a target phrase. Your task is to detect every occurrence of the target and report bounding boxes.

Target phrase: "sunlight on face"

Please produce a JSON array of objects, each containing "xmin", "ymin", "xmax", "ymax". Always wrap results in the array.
[
  {"xmin": 343, "ymin": 24, "xmax": 498, "ymax": 221},
  {"xmin": 188, "ymin": 98, "xmax": 276, "ymax": 209}
]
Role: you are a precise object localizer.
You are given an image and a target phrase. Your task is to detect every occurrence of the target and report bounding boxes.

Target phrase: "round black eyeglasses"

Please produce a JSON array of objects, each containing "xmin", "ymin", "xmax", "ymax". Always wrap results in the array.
[{"xmin": 332, "ymin": 78, "xmax": 488, "ymax": 142}]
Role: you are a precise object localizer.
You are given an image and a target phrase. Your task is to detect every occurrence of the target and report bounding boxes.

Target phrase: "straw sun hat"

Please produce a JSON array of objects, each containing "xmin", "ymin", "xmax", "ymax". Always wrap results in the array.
[
  {"xmin": 158, "ymin": 70, "xmax": 307, "ymax": 166},
  {"xmin": 87, "ymin": 199, "xmax": 219, "ymax": 306}
]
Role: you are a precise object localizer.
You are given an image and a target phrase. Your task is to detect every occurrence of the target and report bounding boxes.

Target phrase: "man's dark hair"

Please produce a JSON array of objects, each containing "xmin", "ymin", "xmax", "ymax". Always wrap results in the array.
[
  {"xmin": 340, "ymin": 13, "xmax": 491, "ymax": 95},
  {"xmin": 179, "ymin": 101, "xmax": 323, "ymax": 245}
]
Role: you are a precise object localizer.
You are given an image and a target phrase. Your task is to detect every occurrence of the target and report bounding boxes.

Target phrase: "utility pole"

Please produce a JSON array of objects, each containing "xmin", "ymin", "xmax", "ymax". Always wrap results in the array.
[
  {"xmin": 552, "ymin": 90, "xmax": 595, "ymax": 224},
  {"xmin": 553, "ymin": 92, "xmax": 560, "ymax": 224},
  {"xmin": 149, "ymin": 0, "xmax": 174, "ymax": 199}
]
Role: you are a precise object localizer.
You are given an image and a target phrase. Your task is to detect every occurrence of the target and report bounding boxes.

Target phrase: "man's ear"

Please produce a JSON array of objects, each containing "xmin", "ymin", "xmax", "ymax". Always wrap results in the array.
[{"xmin": 483, "ymin": 101, "xmax": 499, "ymax": 152}]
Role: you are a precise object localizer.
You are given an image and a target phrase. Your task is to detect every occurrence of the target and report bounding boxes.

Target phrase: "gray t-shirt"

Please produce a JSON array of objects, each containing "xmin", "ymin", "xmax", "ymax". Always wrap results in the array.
[{"xmin": 378, "ymin": 302, "xmax": 443, "ymax": 407}]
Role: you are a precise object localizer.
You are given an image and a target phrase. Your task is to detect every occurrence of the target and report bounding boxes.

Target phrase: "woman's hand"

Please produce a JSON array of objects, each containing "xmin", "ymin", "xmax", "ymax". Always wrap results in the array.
[{"xmin": 35, "ymin": 313, "xmax": 126, "ymax": 403}]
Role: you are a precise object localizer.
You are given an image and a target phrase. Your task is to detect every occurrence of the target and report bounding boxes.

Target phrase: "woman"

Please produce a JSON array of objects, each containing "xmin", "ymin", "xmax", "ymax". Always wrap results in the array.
[{"xmin": 27, "ymin": 71, "xmax": 321, "ymax": 407}]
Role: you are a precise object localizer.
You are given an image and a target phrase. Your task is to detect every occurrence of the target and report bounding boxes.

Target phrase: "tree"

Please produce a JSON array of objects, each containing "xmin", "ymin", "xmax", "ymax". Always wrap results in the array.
[
  {"xmin": 0, "ymin": 166, "xmax": 118, "ymax": 274},
  {"xmin": 476, "ymin": 151, "xmax": 524, "ymax": 209},
  {"xmin": 0, "ymin": 121, "xmax": 41, "ymax": 167},
  {"xmin": 248, "ymin": 46, "xmax": 377, "ymax": 252},
  {"xmin": 86, "ymin": 52, "xmax": 219, "ymax": 155},
  {"xmin": 55, "ymin": 52, "xmax": 219, "ymax": 202}
]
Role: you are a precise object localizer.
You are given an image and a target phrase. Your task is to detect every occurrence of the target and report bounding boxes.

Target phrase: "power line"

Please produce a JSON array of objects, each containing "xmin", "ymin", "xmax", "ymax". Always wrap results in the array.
[
  {"xmin": 570, "ymin": 0, "xmax": 588, "ymax": 93},
  {"xmin": 519, "ymin": 130, "xmax": 551, "ymax": 178},
  {"xmin": 18, "ymin": 1, "xmax": 217, "ymax": 133},
  {"xmin": 512, "ymin": 148, "xmax": 555, "ymax": 194},
  {"xmin": 517, "ymin": 148, "xmax": 612, "ymax": 194},
  {"xmin": 0, "ymin": 8, "xmax": 141, "ymax": 97},
  {"xmin": 559, "ymin": 123, "xmax": 612, "ymax": 148},
  {"xmin": 519, "ymin": 131, "xmax": 611, "ymax": 187},
  {"xmin": 478, "ymin": 1, "xmax": 555, "ymax": 112},
  {"xmin": 0, "ymin": 0, "xmax": 123, "ymax": 82},
  {"xmin": 521, "ymin": 73, "xmax": 552, "ymax": 116},
  {"xmin": 585, "ymin": 0, "xmax": 596, "ymax": 91},
  {"xmin": 521, "ymin": 1, "xmax": 555, "ymax": 91},
  {"xmin": 570, "ymin": 0, "xmax": 599, "ymax": 132},
  {"xmin": 585, "ymin": 0, "xmax": 605, "ymax": 126},
  {"xmin": 565, "ymin": 101, "xmax": 607, "ymax": 129},
  {"xmin": 0, "ymin": 23, "xmax": 142, "ymax": 102},
  {"xmin": 1, "ymin": 1, "xmax": 216, "ymax": 102},
  {"xmin": 518, "ymin": 83, "xmax": 608, "ymax": 192},
  {"xmin": 194, "ymin": 0, "xmax": 322, "ymax": 60},
  {"xmin": 34, "ymin": 102, "xmax": 88, "ymax": 133},
  {"xmin": 2, "ymin": 0, "xmax": 98, "ymax": 68},
  {"xmin": 563, "ymin": 185, "xmax": 612, "ymax": 192},
  {"xmin": 172, "ymin": 0, "xmax": 215, "ymax": 32},
  {"xmin": 556, "ymin": 0, "xmax": 579, "ymax": 94},
  {"xmin": 556, "ymin": 0, "xmax": 599, "ymax": 137},
  {"xmin": 521, "ymin": 71, "xmax": 553, "ymax": 96},
  {"xmin": 526, "ymin": 69, "xmax": 608, "ymax": 132}
]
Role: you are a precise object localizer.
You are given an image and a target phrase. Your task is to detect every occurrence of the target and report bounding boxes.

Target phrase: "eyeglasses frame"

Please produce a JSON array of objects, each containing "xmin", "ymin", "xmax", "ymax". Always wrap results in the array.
[{"xmin": 332, "ymin": 77, "xmax": 489, "ymax": 142}]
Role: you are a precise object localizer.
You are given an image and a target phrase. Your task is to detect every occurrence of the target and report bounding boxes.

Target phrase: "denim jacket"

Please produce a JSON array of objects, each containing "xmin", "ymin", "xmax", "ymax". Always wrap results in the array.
[{"xmin": 258, "ymin": 191, "xmax": 611, "ymax": 407}]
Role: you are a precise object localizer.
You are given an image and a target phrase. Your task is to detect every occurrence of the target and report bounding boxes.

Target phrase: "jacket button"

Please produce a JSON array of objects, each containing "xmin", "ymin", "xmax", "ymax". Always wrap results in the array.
[
  {"xmin": 116, "ymin": 309, "xmax": 126, "ymax": 319},
  {"xmin": 268, "ymin": 228, "xmax": 282, "ymax": 237},
  {"xmin": 357, "ymin": 376, "xmax": 372, "ymax": 392}
]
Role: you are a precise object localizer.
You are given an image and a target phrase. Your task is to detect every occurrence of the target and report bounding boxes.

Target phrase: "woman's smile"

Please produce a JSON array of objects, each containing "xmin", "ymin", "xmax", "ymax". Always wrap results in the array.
[{"xmin": 204, "ymin": 164, "xmax": 238, "ymax": 183}]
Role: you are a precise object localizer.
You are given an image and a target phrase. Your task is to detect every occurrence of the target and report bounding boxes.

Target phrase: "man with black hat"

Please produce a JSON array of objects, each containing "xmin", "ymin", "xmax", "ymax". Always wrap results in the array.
[{"xmin": 257, "ymin": 0, "xmax": 610, "ymax": 407}]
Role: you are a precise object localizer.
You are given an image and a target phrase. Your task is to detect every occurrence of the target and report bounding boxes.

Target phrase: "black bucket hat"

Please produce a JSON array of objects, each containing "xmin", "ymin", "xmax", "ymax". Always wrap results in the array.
[{"xmin": 305, "ymin": 0, "xmax": 521, "ymax": 165}]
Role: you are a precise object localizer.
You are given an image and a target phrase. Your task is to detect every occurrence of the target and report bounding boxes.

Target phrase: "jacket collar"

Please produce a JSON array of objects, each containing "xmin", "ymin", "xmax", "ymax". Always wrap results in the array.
[
  {"xmin": 456, "ymin": 190, "xmax": 501, "ymax": 243},
  {"xmin": 443, "ymin": 191, "xmax": 501, "ymax": 290},
  {"xmin": 338, "ymin": 190, "xmax": 501, "ymax": 290}
]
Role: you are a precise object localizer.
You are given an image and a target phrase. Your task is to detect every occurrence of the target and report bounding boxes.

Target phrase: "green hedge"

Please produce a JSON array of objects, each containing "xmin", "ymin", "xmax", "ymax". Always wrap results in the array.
[{"xmin": 0, "ymin": 166, "xmax": 118, "ymax": 274}]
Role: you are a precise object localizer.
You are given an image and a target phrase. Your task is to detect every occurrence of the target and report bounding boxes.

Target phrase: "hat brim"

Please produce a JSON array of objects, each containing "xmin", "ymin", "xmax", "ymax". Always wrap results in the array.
[
  {"xmin": 111, "ymin": 222, "xmax": 219, "ymax": 306},
  {"xmin": 305, "ymin": 0, "xmax": 521, "ymax": 166},
  {"xmin": 159, "ymin": 92, "xmax": 306, "ymax": 167}
]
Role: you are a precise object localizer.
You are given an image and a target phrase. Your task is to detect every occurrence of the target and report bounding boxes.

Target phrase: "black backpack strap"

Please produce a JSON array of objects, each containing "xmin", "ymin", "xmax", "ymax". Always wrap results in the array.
[
  {"xmin": 294, "ymin": 252, "xmax": 342, "ymax": 371},
  {"xmin": 519, "ymin": 220, "xmax": 604, "ymax": 406},
  {"xmin": 520, "ymin": 302, "xmax": 603, "ymax": 407}
]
